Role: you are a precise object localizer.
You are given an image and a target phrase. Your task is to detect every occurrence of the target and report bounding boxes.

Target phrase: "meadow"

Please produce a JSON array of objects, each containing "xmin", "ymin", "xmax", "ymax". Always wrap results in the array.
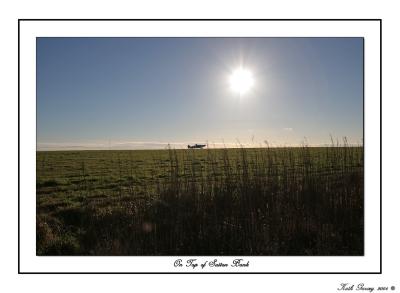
[{"xmin": 36, "ymin": 145, "xmax": 363, "ymax": 256}]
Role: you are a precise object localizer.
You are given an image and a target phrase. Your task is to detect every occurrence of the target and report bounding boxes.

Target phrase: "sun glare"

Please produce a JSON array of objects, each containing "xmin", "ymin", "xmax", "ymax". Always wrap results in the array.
[{"xmin": 229, "ymin": 67, "xmax": 254, "ymax": 95}]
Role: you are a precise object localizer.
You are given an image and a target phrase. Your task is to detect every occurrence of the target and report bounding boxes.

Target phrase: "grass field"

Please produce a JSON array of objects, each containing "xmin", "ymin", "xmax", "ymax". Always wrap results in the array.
[{"xmin": 36, "ymin": 145, "xmax": 363, "ymax": 256}]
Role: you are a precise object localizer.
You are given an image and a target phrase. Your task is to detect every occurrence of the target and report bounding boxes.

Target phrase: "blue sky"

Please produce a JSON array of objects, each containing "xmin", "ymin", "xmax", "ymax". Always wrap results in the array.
[{"xmin": 37, "ymin": 37, "xmax": 363, "ymax": 150}]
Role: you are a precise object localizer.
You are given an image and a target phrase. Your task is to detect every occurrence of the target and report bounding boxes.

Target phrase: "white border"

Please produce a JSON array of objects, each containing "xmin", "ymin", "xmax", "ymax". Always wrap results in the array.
[{"xmin": 19, "ymin": 20, "xmax": 381, "ymax": 273}]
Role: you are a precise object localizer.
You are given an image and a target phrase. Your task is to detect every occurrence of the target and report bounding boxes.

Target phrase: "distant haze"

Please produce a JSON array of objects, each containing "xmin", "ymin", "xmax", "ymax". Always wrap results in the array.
[{"xmin": 37, "ymin": 37, "xmax": 363, "ymax": 150}]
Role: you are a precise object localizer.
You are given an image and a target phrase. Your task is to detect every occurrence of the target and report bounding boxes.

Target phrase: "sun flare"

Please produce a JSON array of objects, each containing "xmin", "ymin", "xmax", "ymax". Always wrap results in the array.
[{"xmin": 229, "ymin": 67, "xmax": 254, "ymax": 95}]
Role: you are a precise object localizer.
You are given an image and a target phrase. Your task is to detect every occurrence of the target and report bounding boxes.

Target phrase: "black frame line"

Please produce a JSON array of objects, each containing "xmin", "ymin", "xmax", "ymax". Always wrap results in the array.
[{"xmin": 18, "ymin": 18, "xmax": 382, "ymax": 274}]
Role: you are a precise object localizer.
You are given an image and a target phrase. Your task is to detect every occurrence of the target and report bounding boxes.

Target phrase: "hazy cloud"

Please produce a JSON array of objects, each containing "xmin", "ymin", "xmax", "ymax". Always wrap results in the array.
[{"xmin": 37, "ymin": 140, "xmax": 264, "ymax": 151}]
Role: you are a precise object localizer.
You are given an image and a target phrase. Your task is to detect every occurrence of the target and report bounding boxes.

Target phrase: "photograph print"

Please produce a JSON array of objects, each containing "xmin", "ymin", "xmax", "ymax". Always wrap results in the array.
[{"xmin": 36, "ymin": 37, "xmax": 364, "ymax": 256}]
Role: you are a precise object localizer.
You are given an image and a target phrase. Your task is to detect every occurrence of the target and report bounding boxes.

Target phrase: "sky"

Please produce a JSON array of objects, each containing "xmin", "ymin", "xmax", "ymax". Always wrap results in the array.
[{"xmin": 37, "ymin": 37, "xmax": 363, "ymax": 150}]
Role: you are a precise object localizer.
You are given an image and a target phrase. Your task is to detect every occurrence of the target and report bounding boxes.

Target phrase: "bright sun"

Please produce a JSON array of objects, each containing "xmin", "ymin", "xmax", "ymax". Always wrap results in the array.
[{"xmin": 229, "ymin": 67, "xmax": 254, "ymax": 95}]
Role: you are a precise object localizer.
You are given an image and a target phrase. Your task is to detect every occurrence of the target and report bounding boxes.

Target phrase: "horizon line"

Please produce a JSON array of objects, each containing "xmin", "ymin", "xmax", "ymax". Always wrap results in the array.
[{"xmin": 37, "ymin": 143, "xmax": 363, "ymax": 151}]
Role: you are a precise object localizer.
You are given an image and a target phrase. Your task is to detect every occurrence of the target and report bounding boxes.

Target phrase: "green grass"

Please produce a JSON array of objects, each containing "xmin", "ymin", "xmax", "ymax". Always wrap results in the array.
[{"xmin": 36, "ymin": 146, "xmax": 363, "ymax": 256}]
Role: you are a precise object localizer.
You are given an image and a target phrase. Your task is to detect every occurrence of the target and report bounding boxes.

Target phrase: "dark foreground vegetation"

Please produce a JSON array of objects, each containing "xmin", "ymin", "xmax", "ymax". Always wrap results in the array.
[{"xmin": 37, "ymin": 145, "xmax": 363, "ymax": 255}]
